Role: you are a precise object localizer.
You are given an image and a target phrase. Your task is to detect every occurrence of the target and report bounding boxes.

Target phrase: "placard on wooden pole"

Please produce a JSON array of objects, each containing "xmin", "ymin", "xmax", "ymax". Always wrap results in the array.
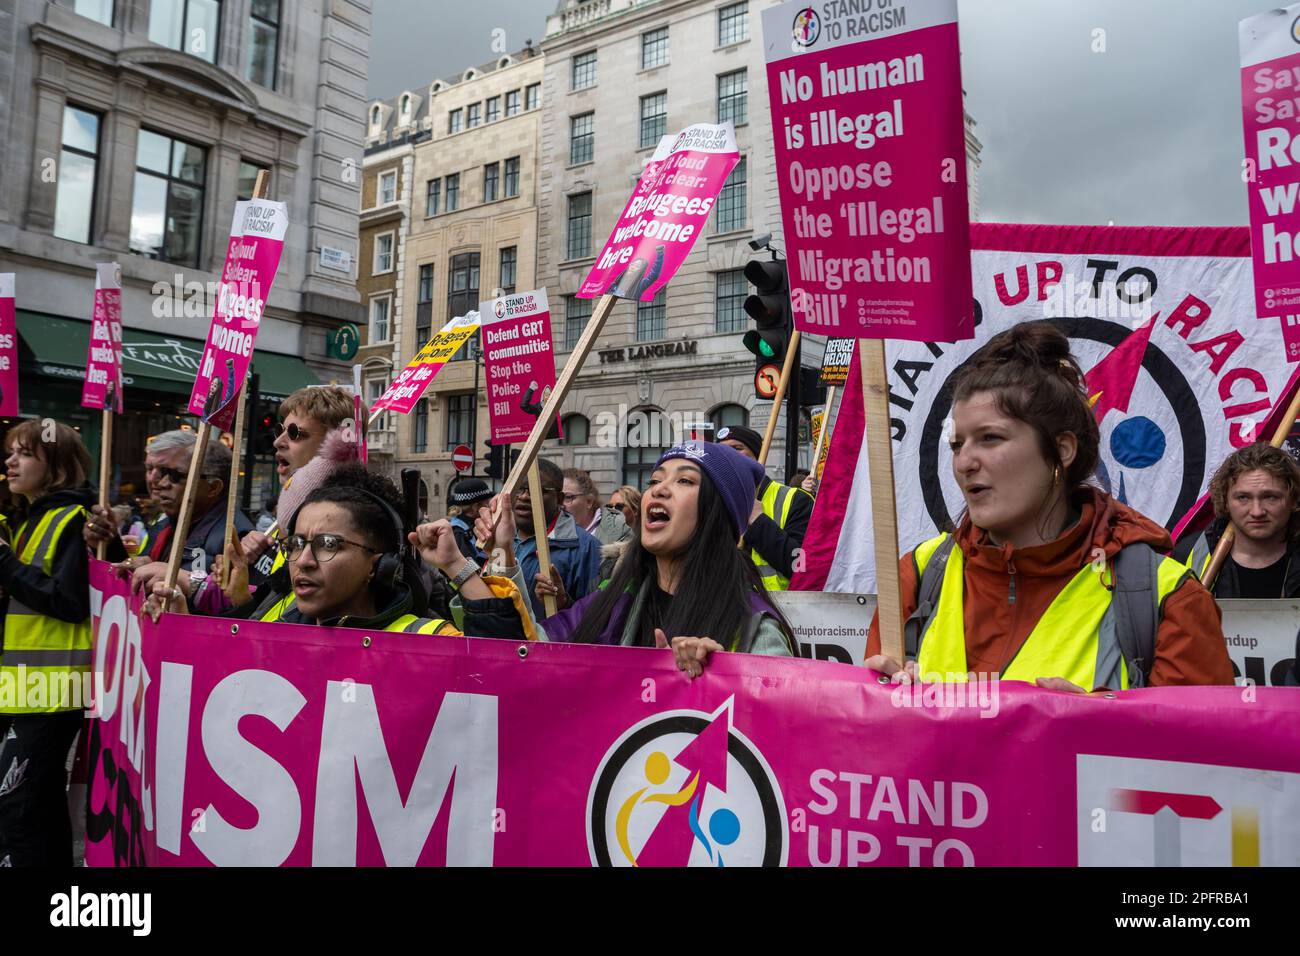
[
  {"xmin": 163, "ymin": 169, "xmax": 270, "ymax": 600},
  {"xmin": 859, "ymin": 338, "xmax": 904, "ymax": 663},
  {"xmin": 810, "ymin": 384, "xmax": 837, "ymax": 480},
  {"xmin": 96, "ymin": 403, "xmax": 114, "ymax": 561},
  {"xmin": 526, "ymin": 461, "xmax": 559, "ymax": 617}
]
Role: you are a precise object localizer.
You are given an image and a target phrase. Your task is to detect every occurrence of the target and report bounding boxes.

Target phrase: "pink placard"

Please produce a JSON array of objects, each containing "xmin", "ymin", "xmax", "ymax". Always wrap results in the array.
[
  {"xmin": 579, "ymin": 124, "xmax": 739, "ymax": 301},
  {"xmin": 187, "ymin": 201, "xmax": 289, "ymax": 429},
  {"xmin": 84, "ymin": 561, "xmax": 1300, "ymax": 868},
  {"xmin": 80, "ymin": 262, "xmax": 123, "ymax": 413},
  {"xmin": 0, "ymin": 274, "xmax": 18, "ymax": 417},
  {"xmin": 1241, "ymin": 6, "xmax": 1300, "ymax": 362},
  {"xmin": 481, "ymin": 289, "xmax": 560, "ymax": 444},
  {"xmin": 762, "ymin": 0, "xmax": 973, "ymax": 342}
]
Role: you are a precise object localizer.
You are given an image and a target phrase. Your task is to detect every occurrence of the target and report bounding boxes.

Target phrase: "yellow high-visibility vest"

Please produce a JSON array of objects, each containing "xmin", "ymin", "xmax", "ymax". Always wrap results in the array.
[
  {"xmin": 750, "ymin": 481, "xmax": 801, "ymax": 591},
  {"xmin": 1, "ymin": 505, "xmax": 91, "ymax": 713},
  {"xmin": 256, "ymin": 599, "xmax": 452, "ymax": 635},
  {"xmin": 909, "ymin": 532, "xmax": 1189, "ymax": 689}
]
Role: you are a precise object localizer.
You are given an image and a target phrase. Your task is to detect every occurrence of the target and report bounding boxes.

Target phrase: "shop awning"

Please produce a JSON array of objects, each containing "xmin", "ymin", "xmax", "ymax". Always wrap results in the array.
[{"xmin": 16, "ymin": 311, "xmax": 320, "ymax": 402}]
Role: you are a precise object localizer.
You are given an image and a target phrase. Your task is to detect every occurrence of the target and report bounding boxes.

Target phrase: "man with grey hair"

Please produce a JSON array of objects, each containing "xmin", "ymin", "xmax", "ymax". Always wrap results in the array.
[{"xmin": 84, "ymin": 429, "xmax": 252, "ymax": 604}]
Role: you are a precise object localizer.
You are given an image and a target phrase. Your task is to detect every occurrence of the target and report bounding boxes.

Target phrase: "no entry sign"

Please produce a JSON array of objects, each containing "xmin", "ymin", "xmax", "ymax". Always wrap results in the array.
[{"xmin": 452, "ymin": 444, "xmax": 473, "ymax": 472}]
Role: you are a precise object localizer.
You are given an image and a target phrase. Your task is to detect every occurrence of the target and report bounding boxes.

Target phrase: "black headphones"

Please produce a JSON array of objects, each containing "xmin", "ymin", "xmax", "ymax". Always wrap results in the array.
[{"xmin": 286, "ymin": 487, "xmax": 407, "ymax": 593}]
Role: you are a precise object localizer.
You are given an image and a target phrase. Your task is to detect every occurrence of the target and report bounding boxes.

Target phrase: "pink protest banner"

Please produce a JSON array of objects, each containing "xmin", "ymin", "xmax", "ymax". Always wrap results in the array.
[
  {"xmin": 1241, "ymin": 5, "xmax": 1300, "ymax": 362},
  {"xmin": 370, "ymin": 313, "xmax": 480, "ymax": 418},
  {"xmin": 481, "ymin": 289, "xmax": 560, "ymax": 444},
  {"xmin": 187, "ymin": 200, "xmax": 289, "ymax": 430},
  {"xmin": 80, "ymin": 262, "xmax": 123, "ymax": 413},
  {"xmin": 579, "ymin": 123, "xmax": 739, "ymax": 301},
  {"xmin": 85, "ymin": 560, "xmax": 1300, "ymax": 867},
  {"xmin": 762, "ymin": 0, "xmax": 972, "ymax": 342},
  {"xmin": 0, "ymin": 274, "xmax": 18, "ymax": 416}
]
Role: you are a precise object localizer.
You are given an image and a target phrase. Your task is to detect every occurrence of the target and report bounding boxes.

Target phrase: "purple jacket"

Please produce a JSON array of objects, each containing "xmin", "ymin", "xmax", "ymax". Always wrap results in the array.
[{"xmin": 542, "ymin": 579, "xmax": 793, "ymax": 656}]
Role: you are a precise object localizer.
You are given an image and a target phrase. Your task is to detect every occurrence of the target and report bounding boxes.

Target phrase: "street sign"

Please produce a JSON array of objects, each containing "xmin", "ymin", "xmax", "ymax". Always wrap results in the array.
[
  {"xmin": 755, "ymin": 363, "xmax": 780, "ymax": 400},
  {"xmin": 452, "ymin": 444, "xmax": 474, "ymax": 472}
]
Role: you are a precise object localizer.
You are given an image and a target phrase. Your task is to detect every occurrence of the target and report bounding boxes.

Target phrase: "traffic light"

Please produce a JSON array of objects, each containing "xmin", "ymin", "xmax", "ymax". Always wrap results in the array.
[
  {"xmin": 484, "ymin": 440, "xmax": 506, "ymax": 481},
  {"xmin": 252, "ymin": 401, "xmax": 278, "ymax": 456},
  {"xmin": 743, "ymin": 258, "xmax": 792, "ymax": 366}
]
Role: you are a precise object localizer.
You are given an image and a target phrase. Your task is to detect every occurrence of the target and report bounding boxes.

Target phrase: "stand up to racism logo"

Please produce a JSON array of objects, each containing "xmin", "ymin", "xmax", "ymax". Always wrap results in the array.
[{"xmin": 586, "ymin": 699, "xmax": 787, "ymax": 867}]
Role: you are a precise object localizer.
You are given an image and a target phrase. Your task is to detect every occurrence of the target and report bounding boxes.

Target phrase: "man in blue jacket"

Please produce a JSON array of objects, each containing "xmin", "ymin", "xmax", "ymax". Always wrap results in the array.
[{"xmin": 513, "ymin": 457, "xmax": 602, "ymax": 620}]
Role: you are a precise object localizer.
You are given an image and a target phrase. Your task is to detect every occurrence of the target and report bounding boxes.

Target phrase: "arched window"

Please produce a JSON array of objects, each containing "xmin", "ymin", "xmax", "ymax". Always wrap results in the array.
[
  {"xmin": 400, "ymin": 94, "xmax": 411, "ymax": 117},
  {"xmin": 559, "ymin": 413, "xmax": 590, "ymax": 446},
  {"xmin": 622, "ymin": 406, "xmax": 675, "ymax": 490},
  {"xmin": 370, "ymin": 104, "xmax": 381, "ymax": 131},
  {"xmin": 710, "ymin": 403, "xmax": 748, "ymax": 434}
]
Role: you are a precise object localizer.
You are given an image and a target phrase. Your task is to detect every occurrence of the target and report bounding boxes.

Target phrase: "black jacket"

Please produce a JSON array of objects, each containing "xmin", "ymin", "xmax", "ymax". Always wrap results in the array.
[
  {"xmin": 0, "ymin": 484, "xmax": 97, "ymax": 625},
  {"xmin": 1172, "ymin": 517, "xmax": 1300, "ymax": 599},
  {"xmin": 744, "ymin": 477, "xmax": 815, "ymax": 579}
]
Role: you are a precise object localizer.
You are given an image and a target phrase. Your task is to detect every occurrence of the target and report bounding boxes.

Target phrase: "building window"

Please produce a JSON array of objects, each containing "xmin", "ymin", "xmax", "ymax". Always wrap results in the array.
[
  {"xmin": 373, "ymin": 232, "xmax": 394, "ymax": 273},
  {"xmin": 446, "ymin": 393, "xmax": 475, "ymax": 450},
  {"xmin": 483, "ymin": 163, "xmax": 500, "ymax": 203},
  {"xmin": 504, "ymin": 156, "xmax": 520, "ymax": 198},
  {"xmin": 426, "ymin": 178, "xmax": 440, "ymax": 216},
  {"xmin": 565, "ymin": 295, "xmax": 592, "ymax": 350},
  {"xmin": 718, "ymin": 1, "xmax": 748, "ymax": 46},
  {"xmin": 148, "ymin": 0, "xmax": 221, "ymax": 64},
  {"xmin": 499, "ymin": 246, "xmax": 517, "ymax": 295},
  {"xmin": 370, "ymin": 104, "xmax": 382, "ymax": 134},
  {"xmin": 717, "ymin": 69, "xmax": 747, "ymax": 126},
  {"xmin": 378, "ymin": 170, "xmax": 396, "ymax": 205},
  {"xmin": 567, "ymin": 192, "xmax": 592, "ymax": 260},
  {"xmin": 237, "ymin": 160, "xmax": 268, "ymax": 201},
  {"xmin": 506, "ymin": 90, "xmax": 520, "ymax": 116},
  {"xmin": 445, "ymin": 172, "xmax": 460, "ymax": 211},
  {"xmin": 368, "ymin": 379, "xmax": 389, "ymax": 431},
  {"xmin": 417, "ymin": 263, "xmax": 433, "ymax": 343},
  {"xmin": 715, "ymin": 270, "xmax": 747, "ymax": 333},
  {"xmin": 413, "ymin": 398, "xmax": 429, "ymax": 453},
  {"xmin": 710, "ymin": 404, "xmax": 748, "ymax": 433},
  {"xmin": 714, "ymin": 157, "xmax": 747, "ymax": 234},
  {"xmin": 246, "ymin": 0, "xmax": 279, "ymax": 88},
  {"xmin": 639, "ymin": 92, "xmax": 667, "ymax": 149},
  {"xmin": 129, "ymin": 129, "xmax": 206, "ymax": 268},
  {"xmin": 448, "ymin": 252, "xmax": 481, "ymax": 360},
  {"xmin": 636, "ymin": 290, "xmax": 666, "ymax": 342},
  {"xmin": 571, "ymin": 50, "xmax": 597, "ymax": 91},
  {"xmin": 525, "ymin": 83, "xmax": 541, "ymax": 111},
  {"xmin": 559, "ymin": 413, "xmax": 590, "ymax": 446},
  {"xmin": 467, "ymin": 102, "xmax": 481, "ymax": 128},
  {"xmin": 622, "ymin": 407, "xmax": 674, "ymax": 489},
  {"xmin": 369, "ymin": 295, "xmax": 391, "ymax": 343},
  {"xmin": 642, "ymin": 26, "xmax": 669, "ymax": 69},
  {"xmin": 486, "ymin": 96, "xmax": 501, "ymax": 123},
  {"xmin": 449, "ymin": 109, "xmax": 463, "ymax": 134},
  {"xmin": 570, "ymin": 112, "xmax": 594, "ymax": 166},
  {"xmin": 54, "ymin": 105, "xmax": 100, "ymax": 245},
  {"xmin": 74, "ymin": 0, "xmax": 113, "ymax": 26}
]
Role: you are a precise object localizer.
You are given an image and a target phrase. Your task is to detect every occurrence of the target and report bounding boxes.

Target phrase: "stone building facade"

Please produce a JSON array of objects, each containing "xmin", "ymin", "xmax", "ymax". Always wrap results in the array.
[{"xmin": 0, "ymin": 0, "xmax": 370, "ymax": 508}]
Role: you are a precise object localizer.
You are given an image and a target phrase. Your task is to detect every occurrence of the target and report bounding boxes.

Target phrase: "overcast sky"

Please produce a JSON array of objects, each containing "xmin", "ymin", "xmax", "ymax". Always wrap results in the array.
[{"xmin": 370, "ymin": 0, "xmax": 1278, "ymax": 226}]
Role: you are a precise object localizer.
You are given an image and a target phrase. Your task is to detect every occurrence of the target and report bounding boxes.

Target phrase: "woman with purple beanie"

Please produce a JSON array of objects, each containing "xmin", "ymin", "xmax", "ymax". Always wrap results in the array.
[{"xmin": 475, "ymin": 441, "xmax": 796, "ymax": 676}]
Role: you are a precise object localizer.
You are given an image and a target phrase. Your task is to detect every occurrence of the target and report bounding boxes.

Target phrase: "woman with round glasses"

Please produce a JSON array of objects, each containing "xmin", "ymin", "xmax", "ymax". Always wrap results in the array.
[{"xmin": 148, "ymin": 466, "xmax": 534, "ymax": 639}]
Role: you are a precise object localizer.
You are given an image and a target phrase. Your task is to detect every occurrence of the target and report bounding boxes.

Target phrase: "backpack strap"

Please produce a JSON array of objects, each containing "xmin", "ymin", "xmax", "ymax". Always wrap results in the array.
[
  {"xmin": 902, "ymin": 534, "xmax": 957, "ymax": 661},
  {"xmin": 1110, "ymin": 543, "xmax": 1161, "ymax": 688}
]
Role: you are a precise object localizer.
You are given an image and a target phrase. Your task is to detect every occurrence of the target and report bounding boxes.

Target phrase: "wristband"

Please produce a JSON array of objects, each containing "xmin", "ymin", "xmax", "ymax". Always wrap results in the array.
[{"xmin": 451, "ymin": 557, "xmax": 481, "ymax": 588}]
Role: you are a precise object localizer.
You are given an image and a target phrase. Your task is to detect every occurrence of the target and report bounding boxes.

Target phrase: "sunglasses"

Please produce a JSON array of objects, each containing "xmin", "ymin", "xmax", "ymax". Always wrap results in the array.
[
  {"xmin": 272, "ymin": 422, "xmax": 312, "ymax": 442},
  {"xmin": 145, "ymin": 464, "xmax": 188, "ymax": 485},
  {"xmin": 279, "ymin": 533, "xmax": 379, "ymax": 564}
]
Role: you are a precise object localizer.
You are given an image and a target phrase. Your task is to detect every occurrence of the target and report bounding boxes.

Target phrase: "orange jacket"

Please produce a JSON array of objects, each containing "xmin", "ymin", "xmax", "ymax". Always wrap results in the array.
[{"xmin": 867, "ymin": 487, "xmax": 1235, "ymax": 687}]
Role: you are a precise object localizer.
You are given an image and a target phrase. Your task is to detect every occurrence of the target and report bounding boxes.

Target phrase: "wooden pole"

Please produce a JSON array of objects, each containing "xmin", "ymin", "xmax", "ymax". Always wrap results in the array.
[
  {"xmin": 1203, "ymin": 381, "xmax": 1300, "ymax": 589},
  {"xmin": 811, "ymin": 384, "xmax": 837, "ymax": 480},
  {"xmin": 163, "ymin": 421, "xmax": 212, "ymax": 595},
  {"xmin": 860, "ymin": 339, "xmax": 904, "ymax": 663},
  {"xmin": 477, "ymin": 293, "xmax": 619, "ymax": 548},
  {"xmin": 97, "ymin": 405, "xmax": 112, "ymax": 561},
  {"xmin": 526, "ymin": 461, "xmax": 558, "ymax": 618},
  {"xmin": 220, "ymin": 375, "xmax": 251, "ymax": 588},
  {"xmin": 757, "ymin": 329, "xmax": 802, "ymax": 467}
]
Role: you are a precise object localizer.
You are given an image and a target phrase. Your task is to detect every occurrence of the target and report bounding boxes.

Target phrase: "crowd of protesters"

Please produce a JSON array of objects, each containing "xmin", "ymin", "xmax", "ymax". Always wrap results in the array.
[{"xmin": 3, "ymin": 322, "xmax": 1300, "ymax": 865}]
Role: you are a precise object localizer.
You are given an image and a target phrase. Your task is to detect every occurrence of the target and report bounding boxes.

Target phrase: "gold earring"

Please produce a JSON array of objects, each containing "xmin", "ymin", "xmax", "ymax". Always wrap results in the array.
[{"xmin": 1053, "ymin": 465, "xmax": 1061, "ymax": 485}]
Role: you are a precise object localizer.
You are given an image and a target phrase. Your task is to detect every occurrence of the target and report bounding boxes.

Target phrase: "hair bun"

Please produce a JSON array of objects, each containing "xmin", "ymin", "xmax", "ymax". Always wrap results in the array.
[{"xmin": 972, "ymin": 321, "xmax": 1082, "ymax": 390}]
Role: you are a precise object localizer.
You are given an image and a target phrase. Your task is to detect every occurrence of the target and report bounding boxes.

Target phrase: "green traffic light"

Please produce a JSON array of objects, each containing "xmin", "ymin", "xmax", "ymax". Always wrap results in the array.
[{"xmin": 759, "ymin": 341, "xmax": 775, "ymax": 358}]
